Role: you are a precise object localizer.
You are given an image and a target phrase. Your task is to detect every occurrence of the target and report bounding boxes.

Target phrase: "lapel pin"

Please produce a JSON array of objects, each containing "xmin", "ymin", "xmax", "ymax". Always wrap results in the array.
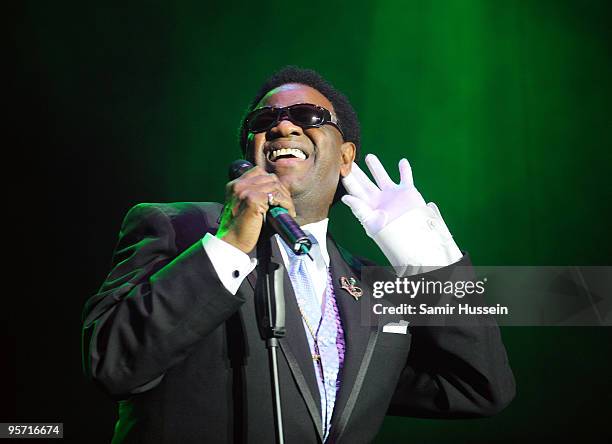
[{"xmin": 340, "ymin": 276, "xmax": 363, "ymax": 301}]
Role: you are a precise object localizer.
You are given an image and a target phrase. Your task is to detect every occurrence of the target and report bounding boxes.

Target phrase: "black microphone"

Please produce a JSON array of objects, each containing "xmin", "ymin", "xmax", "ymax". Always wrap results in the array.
[
  {"xmin": 229, "ymin": 159, "xmax": 312, "ymax": 257},
  {"xmin": 228, "ymin": 159, "xmax": 254, "ymax": 180}
]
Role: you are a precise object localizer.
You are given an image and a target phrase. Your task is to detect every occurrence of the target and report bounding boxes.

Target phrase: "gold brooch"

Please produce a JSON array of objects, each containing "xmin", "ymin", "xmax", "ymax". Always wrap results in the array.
[{"xmin": 340, "ymin": 276, "xmax": 363, "ymax": 301}]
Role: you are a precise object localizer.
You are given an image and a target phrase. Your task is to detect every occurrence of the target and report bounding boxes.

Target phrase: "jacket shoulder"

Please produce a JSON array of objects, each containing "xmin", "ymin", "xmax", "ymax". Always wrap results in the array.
[
  {"xmin": 125, "ymin": 201, "xmax": 222, "ymax": 222},
  {"xmin": 123, "ymin": 202, "xmax": 223, "ymax": 251}
]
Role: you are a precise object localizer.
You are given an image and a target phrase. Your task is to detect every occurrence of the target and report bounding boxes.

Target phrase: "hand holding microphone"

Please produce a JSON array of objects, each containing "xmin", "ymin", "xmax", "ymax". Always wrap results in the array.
[{"xmin": 218, "ymin": 160, "xmax": 311, "ymax": 257}]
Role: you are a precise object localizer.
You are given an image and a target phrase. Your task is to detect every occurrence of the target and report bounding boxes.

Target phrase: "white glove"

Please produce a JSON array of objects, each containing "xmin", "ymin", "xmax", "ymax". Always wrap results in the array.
[
  {"xmin": 341, "ymin": 154, "xmax": 426, "ymax": 237},
  {"xmin": 342, "ymin": 154, "xmax": 462, "ymax": 275}
]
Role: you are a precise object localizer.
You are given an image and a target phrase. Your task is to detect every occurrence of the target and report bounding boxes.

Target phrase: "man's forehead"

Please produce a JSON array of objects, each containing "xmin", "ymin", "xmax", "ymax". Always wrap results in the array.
[{"xmin": 258, "ymin": 83, "xmax": 335, "ymax": 113}]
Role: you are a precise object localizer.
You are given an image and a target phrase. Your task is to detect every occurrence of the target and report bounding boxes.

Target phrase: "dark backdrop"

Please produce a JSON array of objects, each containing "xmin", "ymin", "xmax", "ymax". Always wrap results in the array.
[{"xmin": 9, "ymin": 1, "xmax": 612, "ymax": 443}]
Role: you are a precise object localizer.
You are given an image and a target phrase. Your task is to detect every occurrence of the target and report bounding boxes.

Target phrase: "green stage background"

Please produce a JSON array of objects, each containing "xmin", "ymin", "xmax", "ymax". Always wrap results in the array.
[{"xmin": 12, "ymin": 1, "xmax": 611, "ymax": 442}]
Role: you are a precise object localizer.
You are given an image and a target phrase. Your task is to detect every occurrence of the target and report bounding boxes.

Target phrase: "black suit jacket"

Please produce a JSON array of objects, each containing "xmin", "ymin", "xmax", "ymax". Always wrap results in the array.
[{"xmin": 82, "ymin": 202, "xmax": 515, "ymax": 443}]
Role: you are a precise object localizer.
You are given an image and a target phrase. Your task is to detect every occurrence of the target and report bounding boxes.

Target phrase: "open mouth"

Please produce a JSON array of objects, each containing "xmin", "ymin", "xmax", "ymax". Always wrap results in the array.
[{"xmin": 266, "ymin": 147, "xmax": 308, "ymax": 162}]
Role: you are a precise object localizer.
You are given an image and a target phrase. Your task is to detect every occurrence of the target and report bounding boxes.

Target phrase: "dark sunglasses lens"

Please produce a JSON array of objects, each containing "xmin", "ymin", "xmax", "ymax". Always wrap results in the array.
[
  {"xmin": 248, "ymin": 109, "xmax": 277, "ymax": 132},
  {"xmin": 290, "ymin": 105, "xmax": 325, "ymax": 126}
]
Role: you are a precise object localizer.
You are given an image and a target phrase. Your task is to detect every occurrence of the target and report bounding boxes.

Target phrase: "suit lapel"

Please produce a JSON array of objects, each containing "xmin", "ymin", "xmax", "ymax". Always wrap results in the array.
[
  {"xmin": 326, "ymin": 236, "xmax": 378, "ymax": 441},
  {"xmin": 246, "ymin": 239, "xmax": 323, "ymax": 439}
]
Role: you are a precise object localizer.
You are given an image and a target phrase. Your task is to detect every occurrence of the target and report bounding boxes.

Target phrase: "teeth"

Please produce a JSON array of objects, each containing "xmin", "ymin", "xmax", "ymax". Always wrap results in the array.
[{"xmin": 268, "ymin": 148, "xmax": 307, "ymax": 161}]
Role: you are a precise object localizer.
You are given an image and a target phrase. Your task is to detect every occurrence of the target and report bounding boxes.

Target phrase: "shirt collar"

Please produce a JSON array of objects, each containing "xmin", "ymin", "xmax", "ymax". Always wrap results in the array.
[{"xmin": 301, "ymin": 218, "xmax": 330, "ymax": 266}]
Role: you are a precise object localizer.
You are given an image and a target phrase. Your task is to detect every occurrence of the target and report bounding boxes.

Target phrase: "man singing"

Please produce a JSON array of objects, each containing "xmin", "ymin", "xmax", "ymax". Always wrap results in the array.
[{"xmin": 82, "ymin": 66, "xmax": 515, "ymax": 443}]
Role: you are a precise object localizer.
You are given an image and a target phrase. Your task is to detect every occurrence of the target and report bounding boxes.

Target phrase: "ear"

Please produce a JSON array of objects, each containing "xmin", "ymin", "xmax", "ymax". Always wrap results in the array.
[{"xmin": 339, "ymin": 142, "xmax": 356, "ymax": 177}]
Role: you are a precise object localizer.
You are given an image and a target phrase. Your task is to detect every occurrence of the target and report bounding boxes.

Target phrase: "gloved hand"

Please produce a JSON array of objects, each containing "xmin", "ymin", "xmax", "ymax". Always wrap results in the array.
[
  {"xmin": 341, "ymin": 154, "xmax": 426, "ymax": 237},
  {"xmin": 341, "ymin": 154, "xmax": 462, "ymax": 275}
]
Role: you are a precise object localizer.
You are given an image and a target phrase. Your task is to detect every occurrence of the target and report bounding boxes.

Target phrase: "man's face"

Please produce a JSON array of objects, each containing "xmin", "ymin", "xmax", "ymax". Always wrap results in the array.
[{"xmin": 247, "ymin": 83, "xmax": 355, "ymax": 208}]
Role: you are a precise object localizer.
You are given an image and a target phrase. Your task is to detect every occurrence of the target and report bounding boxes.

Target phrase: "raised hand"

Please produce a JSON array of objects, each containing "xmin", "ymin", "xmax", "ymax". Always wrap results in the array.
[
  {"xmin": 217, "ymin": 166, "xmax": 296, "ymax": 253},
  {"xmin": 341, "ymin": 154, "xmax": 426, "ymax": 236}
]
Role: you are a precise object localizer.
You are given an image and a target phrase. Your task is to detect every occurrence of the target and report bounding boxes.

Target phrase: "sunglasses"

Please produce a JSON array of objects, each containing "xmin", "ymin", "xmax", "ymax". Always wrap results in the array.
[{"xmin": 245, "ymin": 103, "xmax": 344, "ymax": 138}]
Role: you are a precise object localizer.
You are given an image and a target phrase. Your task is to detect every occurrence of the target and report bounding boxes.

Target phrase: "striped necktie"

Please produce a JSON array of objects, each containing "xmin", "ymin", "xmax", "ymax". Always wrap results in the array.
[{"xmin": 283, "ymin": 237, "xmax": 344, "ymax": 441}]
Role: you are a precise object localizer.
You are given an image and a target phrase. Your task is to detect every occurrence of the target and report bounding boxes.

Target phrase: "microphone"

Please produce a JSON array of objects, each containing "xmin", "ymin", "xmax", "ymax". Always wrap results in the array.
[
  {"xmin": 229, "ymin": 159, "xmax": 312, "ymax": 257},
  {"xmin": 228, "ymin": 159, "xmax": 254, "ymax": 180}
]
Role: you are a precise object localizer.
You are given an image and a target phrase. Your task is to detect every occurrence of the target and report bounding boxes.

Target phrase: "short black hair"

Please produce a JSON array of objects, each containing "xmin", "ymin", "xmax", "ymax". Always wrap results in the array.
[{"xmin": 238, "ymin": 66, "xmax": 361, "ymax": 160}]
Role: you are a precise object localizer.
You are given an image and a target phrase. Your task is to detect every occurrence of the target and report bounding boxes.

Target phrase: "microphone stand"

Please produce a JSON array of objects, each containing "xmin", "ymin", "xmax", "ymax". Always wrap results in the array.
[{"xmin": 255, "ymin": 219, "xmax": 286, "ymax": 444}]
